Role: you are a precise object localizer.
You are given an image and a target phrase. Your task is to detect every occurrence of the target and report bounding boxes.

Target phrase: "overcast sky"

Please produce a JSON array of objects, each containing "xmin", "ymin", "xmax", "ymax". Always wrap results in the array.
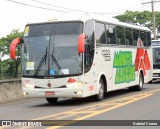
[{"xmin": 0, "ymin": 0, "xmax": 160, "ymax": 38}]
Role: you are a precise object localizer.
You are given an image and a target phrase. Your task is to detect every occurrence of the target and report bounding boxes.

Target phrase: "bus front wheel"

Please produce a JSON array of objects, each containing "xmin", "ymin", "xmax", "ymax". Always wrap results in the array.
[
  {"xmin": 46, "ymin": 98, "xmax": 58, "ymax": 104},
  {"xmin": 94, "ymin": 78, "xmax": 105, "ymax": 101}
]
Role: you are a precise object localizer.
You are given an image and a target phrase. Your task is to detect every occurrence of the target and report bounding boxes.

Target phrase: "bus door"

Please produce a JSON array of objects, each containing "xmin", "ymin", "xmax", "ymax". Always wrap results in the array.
[{"xmin": 83, "ymin": 43, "xmax": 97, "ymax": 95}]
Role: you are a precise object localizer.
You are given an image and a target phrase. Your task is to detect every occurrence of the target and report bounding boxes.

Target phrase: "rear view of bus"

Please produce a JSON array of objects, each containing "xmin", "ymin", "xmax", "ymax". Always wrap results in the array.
[{"xmin": 152, "ymin": 40, "xmax": 160, "ymax": 80}]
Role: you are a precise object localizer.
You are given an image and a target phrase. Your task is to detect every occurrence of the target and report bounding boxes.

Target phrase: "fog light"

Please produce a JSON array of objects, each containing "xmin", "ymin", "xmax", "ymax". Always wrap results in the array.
[
  {"xmin": 23, "ymin": 92, "xmax": 28, "ymax": 96},
  {"xmin": 75, "ymin": 90, "xmax": 83, "ymax": 95},
  {"xmin": 23, "ymin": 84, "xmax": 35, "ymax": 89}
]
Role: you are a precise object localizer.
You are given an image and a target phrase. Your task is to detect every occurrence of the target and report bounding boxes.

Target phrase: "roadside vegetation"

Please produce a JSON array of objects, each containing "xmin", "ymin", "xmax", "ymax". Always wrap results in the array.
[{"xmin": 0, "ymin": 29, "xmax": 23, "ymax": 79}]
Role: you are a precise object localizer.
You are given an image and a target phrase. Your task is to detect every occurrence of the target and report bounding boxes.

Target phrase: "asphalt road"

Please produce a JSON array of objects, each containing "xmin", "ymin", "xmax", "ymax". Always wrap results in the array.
[{"xmin": 0, "ymin": 80, "xmax": 160, "ymax": 129}]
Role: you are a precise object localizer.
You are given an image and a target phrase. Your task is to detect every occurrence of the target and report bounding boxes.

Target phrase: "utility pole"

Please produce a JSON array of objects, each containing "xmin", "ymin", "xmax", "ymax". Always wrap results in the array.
[
  {"xmin": 142, "ymin": 0, "xmax": 160, "ymax": 39},
  {"xmin": 152, "ymin": 0, "xmax": 156, "ymax": 39}
]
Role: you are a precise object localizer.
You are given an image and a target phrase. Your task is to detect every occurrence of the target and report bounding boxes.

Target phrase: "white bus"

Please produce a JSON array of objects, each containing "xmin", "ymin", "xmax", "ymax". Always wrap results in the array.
[
  {"xmin": 152, "ymin": 40, "xmax": 160, "ymax": 80},
  {"xmin": 10, "ymin": 15, "xmax": 153, "ymax": 103}
]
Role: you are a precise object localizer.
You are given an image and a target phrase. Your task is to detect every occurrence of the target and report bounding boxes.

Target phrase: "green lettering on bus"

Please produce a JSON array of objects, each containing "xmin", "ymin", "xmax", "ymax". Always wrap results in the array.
[{"xmin": 113, "ymin": 51, "xmax": 135, "ymax": 84}]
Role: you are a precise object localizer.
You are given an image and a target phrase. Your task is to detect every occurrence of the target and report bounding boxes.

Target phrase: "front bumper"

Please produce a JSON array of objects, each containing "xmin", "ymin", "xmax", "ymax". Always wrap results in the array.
[
  {"xmin": 23, "ymin": 87, "xmax": 85, "ymax": 98},
  {"xmin": 153, "ymin": 73, "xmax": 160, "ymax": 79}
]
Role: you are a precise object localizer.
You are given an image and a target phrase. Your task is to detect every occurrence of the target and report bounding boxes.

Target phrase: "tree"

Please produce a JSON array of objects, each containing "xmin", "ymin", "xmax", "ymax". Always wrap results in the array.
[
  {"xmin": 114, "ymin": 10, "xmax": 160, "ymax": 32},
  {"xmin": 0, "ymin": 29, "xmax": 23, "ymax": 78}
]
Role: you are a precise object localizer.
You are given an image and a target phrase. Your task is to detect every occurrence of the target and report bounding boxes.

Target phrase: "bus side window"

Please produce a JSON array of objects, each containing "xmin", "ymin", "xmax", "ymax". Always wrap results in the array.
[
  {"xmin": 140, "ymin": 31, "xmax": 147, "ymax": 46},
  {"xmin": 133, "ymin": 29, "xmax": 139, "ymax": 46},
  {"xmin": 84, "ymin": 19, "xmax": 95, "ymax": 73},
  {"xmin": 106, "ymin": 24, "xmax": 116, "ymax": 45},
  {"xmin": 147, "ymin": 32, "xmax": 151, "ymax": 47},
  {"xmin": 95, "ymin": 22, "xmax": 106, "ymax": 45},
  {"xmin": 125, "ymin": 28, "xmax": 133, "ymax": 46},
  {"xmin": 116, "ymin": 26, "xmax": 125, "ymax": 45},
  {"xmin": 85, "ymin": 44, "xmax": 91, "ymax": 65}
]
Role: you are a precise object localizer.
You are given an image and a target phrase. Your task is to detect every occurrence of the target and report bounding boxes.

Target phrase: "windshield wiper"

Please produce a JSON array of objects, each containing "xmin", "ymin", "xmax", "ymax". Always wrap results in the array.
[
  {"xmin": 34, "ymin": 48, "xmax": 48, "ymax": 76},
  {"xmin": 51, "ymin": 46, "xmax": 64, "ymax": 75},
  {"xmin": 51, "ymin": 55, "xmax": 64, "ymax": 75}
]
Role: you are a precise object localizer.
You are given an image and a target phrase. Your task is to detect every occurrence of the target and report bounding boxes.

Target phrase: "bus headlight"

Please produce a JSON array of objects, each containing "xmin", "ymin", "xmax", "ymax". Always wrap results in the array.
[
  {"xmin": 66, "ymin": 82, "xmax": 83, "ymax": 88},
  {"xmin": 23, "ymin": 84, "xmax": 35, "ymax": 89}
]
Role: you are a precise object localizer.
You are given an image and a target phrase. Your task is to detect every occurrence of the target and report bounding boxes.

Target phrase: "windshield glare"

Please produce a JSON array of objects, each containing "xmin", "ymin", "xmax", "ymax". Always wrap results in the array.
[{"xmin": 22, "ymin": 22, "xmax": 83, "ymax": 77}]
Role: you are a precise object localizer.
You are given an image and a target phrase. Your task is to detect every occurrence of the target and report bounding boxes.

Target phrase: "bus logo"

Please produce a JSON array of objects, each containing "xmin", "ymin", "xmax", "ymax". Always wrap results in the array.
[
  {"xmin": 113, "ymin": 51, "xmax": 135, "ymax": 84},
  {"xmin": 135, "ymin": 48, "xmax": 151, "ymax": 76},
  {"xmin": 101, "ymin": 49, "xmax": 111, "ymax": 61}
]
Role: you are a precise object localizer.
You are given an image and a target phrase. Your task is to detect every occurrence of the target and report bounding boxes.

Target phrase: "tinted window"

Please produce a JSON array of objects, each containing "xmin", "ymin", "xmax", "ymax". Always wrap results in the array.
[
  {"xmin": 22, "ymin": 22, "xmax": 83, "ymax": 76},
  {"xmin": 95, "ymin": 22, "xmax": 106, "ymax": 45},
  {"xmin": 133, "ymin": 29, "xmax": 139, "ymax": 46},
  {"xmin": 25, "ymin": 22, "xmax": 83, "ymax": 37},
  {"xmin": 85, "ymin": 20, "xmax": 95, "ymax": 48},
  {"xmin": 140, "ymin": 31, "xmax": 147, "ymax": 46},
  {"xmin": 153, "ymin": 48, "xmax": 160, "ymax": 69},
  {"xmin": 116, "ymin": 26, "xmax": 125, "ymax": 45},
  {"xmin": 125, "ymin": 28, "xmax": 133, "ymax": 45},
  {"xmin": 147, "ymin": 32, "xmax": 151, "ymax": 46},
  {"xmin": 106, "ymin": 24, "xmax": 116, "ymax": 45},
  {"xmin": 84, "ymin": 20, "xmax": 95, "ymax": 73}
]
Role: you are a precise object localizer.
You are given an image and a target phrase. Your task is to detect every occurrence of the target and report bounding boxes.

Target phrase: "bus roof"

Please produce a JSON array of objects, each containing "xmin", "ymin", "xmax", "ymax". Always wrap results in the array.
[{"xmin": 27, "ymin": 13, "xmax": 150, "ymax": 31}]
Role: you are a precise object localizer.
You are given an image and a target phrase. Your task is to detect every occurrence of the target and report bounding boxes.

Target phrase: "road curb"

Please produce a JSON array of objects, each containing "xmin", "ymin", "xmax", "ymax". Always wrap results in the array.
[{"xmin": 0, "ymin": 83, "xmax": 24, "ymax": 104}]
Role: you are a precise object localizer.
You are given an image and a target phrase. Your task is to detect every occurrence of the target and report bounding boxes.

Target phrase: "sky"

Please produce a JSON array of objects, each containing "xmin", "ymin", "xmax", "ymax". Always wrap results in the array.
[{"xmin": 0, "ymin": 0, "xmax": 160, "ymax": 38}]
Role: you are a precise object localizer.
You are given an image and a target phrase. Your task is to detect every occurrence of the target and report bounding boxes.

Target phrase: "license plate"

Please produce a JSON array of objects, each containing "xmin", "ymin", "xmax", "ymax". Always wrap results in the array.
[{"xmin": 45, "ymin": 91, "xmax": 55, "ymax": 96}]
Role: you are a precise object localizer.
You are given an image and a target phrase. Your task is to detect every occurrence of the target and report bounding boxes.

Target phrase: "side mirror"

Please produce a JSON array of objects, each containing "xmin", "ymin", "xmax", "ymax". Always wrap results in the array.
[
  {"xmin": 78, "ymin": 33, "xmax": 85, "ymax": 53},
  {"xmin": 10, "ymin": 38, "xmax": 21, "ymax": 59}
]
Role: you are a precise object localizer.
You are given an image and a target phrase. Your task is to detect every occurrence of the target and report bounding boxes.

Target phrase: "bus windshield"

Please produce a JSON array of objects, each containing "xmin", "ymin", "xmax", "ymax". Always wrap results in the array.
[
  {"xmin": 22, "ymin": 22, "xmax": 83, "ymax": 77},
  {"xmin": 153, "ymin": 47, "xmax": 160, "ymax": 69}
]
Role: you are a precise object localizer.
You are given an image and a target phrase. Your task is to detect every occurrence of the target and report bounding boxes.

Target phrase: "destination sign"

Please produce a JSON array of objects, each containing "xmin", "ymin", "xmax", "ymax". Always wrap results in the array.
[{"xmin": 152, "ymin": 41, "xmax": 160, "ymax": 46}]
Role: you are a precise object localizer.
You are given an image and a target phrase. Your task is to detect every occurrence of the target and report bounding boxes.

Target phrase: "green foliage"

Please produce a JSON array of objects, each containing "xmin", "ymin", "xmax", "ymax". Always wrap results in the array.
[
  {"xmin": 0, "ymin": 29, "xmax": 23, "ymax": 78},
  {"xmin": 115, "ymin": 10, "xmax": 160, "ymax": 31},
  {"xmin": 155, "ymin": 12, "xmax": 160, "ymax": 31},
  {"xmin": 0, "ymin": 29, "xmax": 23, "ymax": 54},
  {"xmin": 1, "ymin": 60, "xmax": 15, "ymax": 76}
]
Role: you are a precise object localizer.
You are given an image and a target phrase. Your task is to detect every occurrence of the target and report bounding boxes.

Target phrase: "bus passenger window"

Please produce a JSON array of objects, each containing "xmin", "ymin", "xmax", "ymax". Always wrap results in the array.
[
  {"xmin": 147, "ymin": 32, "xmax": 151, "ymax": 47},
  {"xmin": 125, "ymin": 28, "xmax": 133, "ymax": 45},
  {"xmin": 95, "ymin": 22, "xmax": 106, "ymax": 45},
  {"xmin": 106, "ymin": 25, "xmax": 116, "ymax": 45},
  {"xmin": 116, "ymin": 26, "xmax": 125, "ymax": 45},
  {"xmin": 140, "ymin": 31, "xmax": 147, "ymax": 46},
  {"xmin": 133, "ymin": 29, "xmax": 139, "ymax": 46}
]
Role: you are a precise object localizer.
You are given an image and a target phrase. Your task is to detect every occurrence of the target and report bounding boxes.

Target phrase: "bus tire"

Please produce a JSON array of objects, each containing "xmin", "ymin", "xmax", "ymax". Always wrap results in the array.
[
  {"xmin": 46, "ymin": 98, "xmax": 58, "ymax": 104},
  {"xmin": 136, "ymin": 72, "xmax": 144, "ymax": 91},
  {"xmin": 129, "ymin": 72, "xmax": 144, "ymax": 91},
  {"xmin": 94, "ymin": 78, "xmax": 105, "ymax": 101}
]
